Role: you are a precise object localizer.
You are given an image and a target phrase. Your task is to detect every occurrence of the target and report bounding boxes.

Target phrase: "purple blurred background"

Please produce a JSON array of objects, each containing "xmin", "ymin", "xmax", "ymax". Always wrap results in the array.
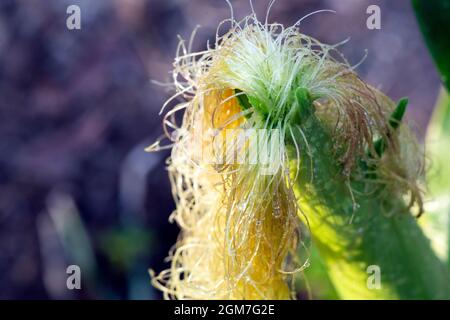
[{"xmin": 0, "ymin": 0, "xmax": 441, "ymax": 299}]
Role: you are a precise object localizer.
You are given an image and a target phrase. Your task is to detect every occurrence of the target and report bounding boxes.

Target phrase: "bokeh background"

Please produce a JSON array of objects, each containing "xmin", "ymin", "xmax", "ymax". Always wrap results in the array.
[{"xmin": 0, "ymin": 0, "xmax": 441, "ymax": 299}]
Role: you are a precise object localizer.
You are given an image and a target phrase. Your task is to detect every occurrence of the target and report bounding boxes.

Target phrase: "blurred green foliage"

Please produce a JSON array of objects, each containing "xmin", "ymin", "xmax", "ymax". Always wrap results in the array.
[
  {"xmin": 100, "ymin": 226, "xmax": 153, "ymax": 272},
  {"xmin": 413, "ymin": 0, "xmax": 450, "ymax": 91},
  {"xmin": 413, "ymin": 0, "xmax": 450, "ymax": 268}
]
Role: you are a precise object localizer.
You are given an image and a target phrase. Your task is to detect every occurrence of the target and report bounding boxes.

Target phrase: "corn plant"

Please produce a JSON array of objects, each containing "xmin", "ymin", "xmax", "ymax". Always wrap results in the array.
[{"xmin": 148, "ymin": 2, "xmax": 450, "ymax": 299}]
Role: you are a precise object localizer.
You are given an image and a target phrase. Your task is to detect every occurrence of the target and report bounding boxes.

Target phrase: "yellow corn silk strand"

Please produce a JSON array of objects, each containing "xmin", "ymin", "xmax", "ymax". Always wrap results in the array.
[{"xmin": 151, "ymin": 86, "xmax": 301, "ymax": 299}]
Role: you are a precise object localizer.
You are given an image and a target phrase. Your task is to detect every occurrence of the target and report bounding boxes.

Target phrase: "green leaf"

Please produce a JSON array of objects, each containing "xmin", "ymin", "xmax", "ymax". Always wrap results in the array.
[
  {"xmin": 412, "ymin": 0, "xmax": 450, "ymax": 91},
  {"xmin": 234, "ymin": 89, "xmax": 252, "ymax": 111},
  {"xmin": 234, "ymin": 89, "xmax": 268, "ymax": 115},
  {"xmin": 373, "ymin": 97, "xmax": 409, "ymax": 157},
  {"xmin": 389, "ymin": 97, "xmax": 408, "ymax": 130}
]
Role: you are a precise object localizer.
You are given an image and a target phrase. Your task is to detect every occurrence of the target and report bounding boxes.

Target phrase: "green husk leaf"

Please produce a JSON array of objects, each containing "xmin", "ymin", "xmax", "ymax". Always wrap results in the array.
[{"xmin": 412, "ymin": 0, "xmax": 450, "ymax": 91}]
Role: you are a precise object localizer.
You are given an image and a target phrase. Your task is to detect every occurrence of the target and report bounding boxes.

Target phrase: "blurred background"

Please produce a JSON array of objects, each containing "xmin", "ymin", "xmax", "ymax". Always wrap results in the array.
[{"xmin": 0, "ymin": 0, "xmax": 441, "ymax": 299}]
